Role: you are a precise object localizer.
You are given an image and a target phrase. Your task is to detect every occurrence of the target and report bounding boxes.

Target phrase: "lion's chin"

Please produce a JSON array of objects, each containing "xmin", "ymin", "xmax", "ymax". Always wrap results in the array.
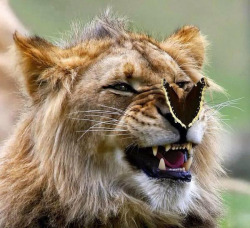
[
  {"xmin": 125, "ymin": 142, "xmax": 194, "ymax": 182},
  {"xmin": 131, "ymin": 171, "xmax": 195, "ymax": 213}
]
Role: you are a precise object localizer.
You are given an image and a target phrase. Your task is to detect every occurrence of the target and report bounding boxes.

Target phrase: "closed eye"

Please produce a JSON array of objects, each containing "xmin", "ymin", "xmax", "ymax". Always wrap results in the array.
[{"xmin": 103, "ymin": 83, "xmax": 137, "ymax": 94}]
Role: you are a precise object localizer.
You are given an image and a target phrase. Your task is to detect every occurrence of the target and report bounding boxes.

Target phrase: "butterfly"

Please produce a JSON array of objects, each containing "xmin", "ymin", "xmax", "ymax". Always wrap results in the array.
[{"xmin": 163, "ymin": 77, "xmax": 207, "ymax": 129}]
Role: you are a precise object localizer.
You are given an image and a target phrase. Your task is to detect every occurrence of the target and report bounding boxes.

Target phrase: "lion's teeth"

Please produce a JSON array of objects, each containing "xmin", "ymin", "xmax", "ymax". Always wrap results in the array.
[
  {"xmin": 187, "ymin": 142, "xmax": 192, "ymax": 151},
  {"xmin": 188, "ymin": 147, "xmax": 193, "ymax": 157},
  {"xmin": 168, "ymin": 168, "xmax": 185, "ymax": 171},
  {"xmin": 183, "ymin": 143, "xmax": 194, "ymax": 171},
  {"xmin": 184, "ymin": 156, "xmax": 193, "ymax": 171},
  {"xmin": 184, "ymin": 148, "xmax": 193, "ymax": 171},
  {"xmin": 158, "ymin": 158, "xmax": 166, "ymax": 170},
  {"xmin": 152, "ymin": 146, "xmax": 158, "ymax": 156},
  {"xmin": 165, "ymin": 144, "xmax": 171, "ymax": 152}
]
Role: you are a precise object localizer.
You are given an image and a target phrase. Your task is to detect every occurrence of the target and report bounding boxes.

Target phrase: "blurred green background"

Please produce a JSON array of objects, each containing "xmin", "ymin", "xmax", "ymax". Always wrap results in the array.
[{"xmin": 9, "ymin": 0, "xmax": 250, "ymax": 227}]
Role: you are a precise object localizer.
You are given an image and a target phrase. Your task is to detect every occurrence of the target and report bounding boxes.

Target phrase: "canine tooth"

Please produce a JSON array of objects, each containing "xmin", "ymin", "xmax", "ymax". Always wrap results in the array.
[
  {"xmin": 187, "ymin": 142, "xmax": 192, "ymax": 151},
  {"xmin": 158, "ymin": 158, "xmax": 166, "ymax": 170},
  {"xmin": 188, "ymin": 148, "xmax": 194, "ymax": 156},
  {"xmin": 152, "ymin": 146, "xmax": 158, "ymax": 156},
  {"xmin": 165, "ymin": 144, "xmax": 171, "ymax": 152},
  {"xmin": 183, "ymin": 155, "xmax": 193, "ymax": 171}
]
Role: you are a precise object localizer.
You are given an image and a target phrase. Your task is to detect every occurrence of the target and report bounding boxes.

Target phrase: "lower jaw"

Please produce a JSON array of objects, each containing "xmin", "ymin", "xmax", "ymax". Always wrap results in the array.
[
  {"xmin": 125, "ymin": 145, "xmax": 193, "ymax": 182},
  {"xmin": 142, "ymin": 167, "xmax": 191, "ymax": 182}
]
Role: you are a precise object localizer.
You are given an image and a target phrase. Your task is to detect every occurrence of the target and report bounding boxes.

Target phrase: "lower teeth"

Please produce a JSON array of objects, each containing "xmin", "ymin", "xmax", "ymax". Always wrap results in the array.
[{"xmin": 168, "ymin": 168, "xmax": 185, "ymax": 171}]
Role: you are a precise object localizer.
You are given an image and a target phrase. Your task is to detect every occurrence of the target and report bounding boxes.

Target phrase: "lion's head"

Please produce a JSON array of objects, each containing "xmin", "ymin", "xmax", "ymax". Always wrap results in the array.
[{"xmin": 0, "ymin": 11, "xmax": 224, "ymax": 228}]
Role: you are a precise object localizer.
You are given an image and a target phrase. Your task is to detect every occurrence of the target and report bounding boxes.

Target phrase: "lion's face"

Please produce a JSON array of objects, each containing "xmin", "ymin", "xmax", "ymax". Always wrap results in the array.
[
  {"xmin": 67, "ymin": 36, "xmax": 212, "ymax": 211},
  {"xmin": 14, "ymin": 20, "xmax": 222, "ymax": 217}
]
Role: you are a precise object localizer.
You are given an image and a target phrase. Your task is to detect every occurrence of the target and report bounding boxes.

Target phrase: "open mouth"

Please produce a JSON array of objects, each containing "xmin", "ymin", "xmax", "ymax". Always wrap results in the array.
[{"xmin": 125, "ymin": 143, "xmax": 193, "ymax": 182}]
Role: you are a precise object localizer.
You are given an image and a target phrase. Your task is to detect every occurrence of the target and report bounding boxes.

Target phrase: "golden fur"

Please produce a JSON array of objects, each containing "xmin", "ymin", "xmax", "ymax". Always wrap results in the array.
[{"xmin": 0, "ymin": 11, "xmax": 224, "ymax": 227}]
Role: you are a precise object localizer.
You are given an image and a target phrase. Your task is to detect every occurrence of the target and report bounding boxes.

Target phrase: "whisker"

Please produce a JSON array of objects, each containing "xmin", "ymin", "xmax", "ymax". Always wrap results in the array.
[
  {"xmin": 77, "ymin": 129, "xmax": 128, "ymax": 132},
  {"xmin": 78, "ymin": 121, "xmax": 126, "ymax": 133},
  {"xmin": 105, "ymin": 133, "xmax": 132, "ymax": 137},
  {"xmin": 76, "ymin": 120, "xmax": 121, "ymax": 141},
  {"xmin": 81, "ymin": 126, "xmax": 127, "ymax": 131},
  {"xmin": 84, "ymin": 114, "xmax": 120, "ymax": 120},
  {"xmin": 226, "ymin": 105, "xmax": 244, "ymax": 112},
  {"xmin": 69, "ymin": 117, "xmax": 119, "ymax": 124},
  {"xmin": 69, "ymin": 110, "xmax": 122, "ymax": 115},
  {"xmin": 77, "ymin": 128, "xmax": 129, "ymax": 140},
  {"xmin": 208, "ymin": 98, "xmax": 243, "ymax": 112},
  {"xmin": 98, "ymin": 104, "xmax": 125, "ymax": 114}
]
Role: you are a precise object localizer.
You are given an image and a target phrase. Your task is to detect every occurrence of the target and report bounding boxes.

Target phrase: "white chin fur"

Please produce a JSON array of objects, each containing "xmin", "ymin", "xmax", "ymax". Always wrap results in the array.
[{"xmin": 133, "ymin": 172, "xmax": 197, "ymax": 214}]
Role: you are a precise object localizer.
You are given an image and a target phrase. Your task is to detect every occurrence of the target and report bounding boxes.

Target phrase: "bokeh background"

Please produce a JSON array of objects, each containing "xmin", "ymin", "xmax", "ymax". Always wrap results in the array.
[{"xmin": 0, "ymin": 0, "xmax": 249, "ymax": 227}]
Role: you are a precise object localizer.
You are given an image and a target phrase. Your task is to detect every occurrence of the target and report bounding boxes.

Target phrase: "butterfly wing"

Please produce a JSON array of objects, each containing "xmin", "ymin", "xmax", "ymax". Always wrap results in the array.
[
  {"xmin": 163, "ymin": 80, "xmax": 186, "ymax": 128},
  {"xmin": 185, "ymin": 77, "xmax": 207, "ymax": 128}
]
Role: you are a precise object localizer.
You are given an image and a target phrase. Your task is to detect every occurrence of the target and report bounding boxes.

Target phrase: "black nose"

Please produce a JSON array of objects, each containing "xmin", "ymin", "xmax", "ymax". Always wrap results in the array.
[{"xmin": 157, "ymin": 107, "xmax": 187, "ymax": 143}]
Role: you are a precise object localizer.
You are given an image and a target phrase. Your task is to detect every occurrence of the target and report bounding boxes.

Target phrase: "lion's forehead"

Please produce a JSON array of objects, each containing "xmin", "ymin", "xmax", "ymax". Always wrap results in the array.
[{"xmin": 89, "ymin": 40, "xmax": 185, "ymax": 86}]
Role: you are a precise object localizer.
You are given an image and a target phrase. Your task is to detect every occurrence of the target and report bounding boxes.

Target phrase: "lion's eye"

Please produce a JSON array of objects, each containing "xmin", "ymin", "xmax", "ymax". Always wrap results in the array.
[
  {"xmin": 104, "ymin": 83, "xmax": 136, "ymax": 93},
  {"xmin": 113, "ymin": 83, "xmax": 131, "ymax": 91},
  {"xmin": 176, "ymin": 81, "xmax": 189, "ymax": 89}
]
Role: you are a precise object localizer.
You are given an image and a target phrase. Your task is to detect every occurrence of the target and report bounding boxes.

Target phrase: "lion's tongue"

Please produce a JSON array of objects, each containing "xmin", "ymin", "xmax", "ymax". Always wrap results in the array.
[{"xmin": 157, "ymin": 151, "xmax": 184, "ymax": 168}]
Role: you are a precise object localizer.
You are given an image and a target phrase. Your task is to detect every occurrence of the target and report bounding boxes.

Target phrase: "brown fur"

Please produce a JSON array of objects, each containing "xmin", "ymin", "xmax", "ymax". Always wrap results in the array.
[{"xmin": 0, "ymin": 11, "xmax": 224, "ymax": 228}]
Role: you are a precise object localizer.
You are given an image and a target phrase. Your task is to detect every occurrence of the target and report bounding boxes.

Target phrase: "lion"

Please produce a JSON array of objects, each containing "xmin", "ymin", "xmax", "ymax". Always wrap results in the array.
[{"xmin": 0, "ymin": 11, "xmax": 225, "ymax": 228}]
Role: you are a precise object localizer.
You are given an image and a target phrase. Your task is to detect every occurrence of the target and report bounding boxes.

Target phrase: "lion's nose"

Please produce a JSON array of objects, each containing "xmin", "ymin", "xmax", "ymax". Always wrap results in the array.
[{"xmin": 156, "ymin": 106, "xmax": 187, "ymax": 143}]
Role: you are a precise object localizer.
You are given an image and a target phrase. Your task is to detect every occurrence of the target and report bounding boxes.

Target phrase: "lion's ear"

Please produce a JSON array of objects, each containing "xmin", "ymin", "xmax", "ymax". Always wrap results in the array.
[
  {"xmin": 13, "ymin": 32, "xmax": 61, "ymax": 99},
  {"xmin": 162, "ymin": 26, "xmax": 208, "ymax": 69}
]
